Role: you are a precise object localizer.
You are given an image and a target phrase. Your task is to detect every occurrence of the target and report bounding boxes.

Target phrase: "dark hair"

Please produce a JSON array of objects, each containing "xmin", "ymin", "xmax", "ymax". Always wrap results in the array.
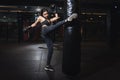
[{"xmin": 40, "ymin": 8, "xmax": 49, "ymax": 17}]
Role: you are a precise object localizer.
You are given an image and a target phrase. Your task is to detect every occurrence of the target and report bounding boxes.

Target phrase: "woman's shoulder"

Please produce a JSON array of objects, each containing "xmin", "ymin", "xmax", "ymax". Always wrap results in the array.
[
  {"xmin": 38, "ymin": 16, "xmax": 44, "ymax": 19},
  {"xmin": 37, "ymin": 16, "xmax": 45, "ymax": 22}
]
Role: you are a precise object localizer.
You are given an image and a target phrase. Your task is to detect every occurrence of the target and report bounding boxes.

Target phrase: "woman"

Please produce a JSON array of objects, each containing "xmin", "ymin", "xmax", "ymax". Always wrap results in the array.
[{"xmin": 25, "ymin": 8, "xmax": 78, "ymax": 71}]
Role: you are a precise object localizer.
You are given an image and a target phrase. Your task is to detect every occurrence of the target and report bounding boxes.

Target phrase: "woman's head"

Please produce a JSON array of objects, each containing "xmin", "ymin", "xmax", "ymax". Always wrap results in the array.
[{"xmin": 40, "ymin": 8, "xmax": 49, "ymax": 18}]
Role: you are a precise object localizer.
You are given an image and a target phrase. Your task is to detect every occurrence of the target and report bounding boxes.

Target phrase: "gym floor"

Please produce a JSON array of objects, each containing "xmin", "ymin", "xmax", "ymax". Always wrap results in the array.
[{"xmin": 0, "ymin": 40, "xmax": 120, "ymax": 80}]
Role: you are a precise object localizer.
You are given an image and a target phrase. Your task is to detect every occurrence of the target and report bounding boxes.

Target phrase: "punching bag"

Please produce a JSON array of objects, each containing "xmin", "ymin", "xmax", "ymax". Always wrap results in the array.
[{"xmin": 62, "ymin": 0, "xmax": 81, "ymax": 76}]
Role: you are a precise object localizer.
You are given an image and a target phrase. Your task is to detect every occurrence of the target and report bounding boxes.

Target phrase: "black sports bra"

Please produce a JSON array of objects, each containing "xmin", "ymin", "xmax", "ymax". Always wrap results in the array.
[{"xmin": 41, "ymin": 20, "xmax": 50, "ymax": 26}]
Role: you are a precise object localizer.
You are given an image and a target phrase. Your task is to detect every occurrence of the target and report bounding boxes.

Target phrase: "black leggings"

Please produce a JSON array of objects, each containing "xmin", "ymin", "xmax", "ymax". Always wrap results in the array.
[{"xmin": 41, "ymin": 20, "xmax": 66, "ymax": 65}]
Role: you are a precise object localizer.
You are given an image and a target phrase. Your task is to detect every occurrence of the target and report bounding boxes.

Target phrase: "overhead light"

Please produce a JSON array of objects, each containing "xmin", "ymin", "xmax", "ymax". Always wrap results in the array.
[
  {"xmin": 36, "ymin": 7, "xmax": 41, "ymax": 12},
  {"xmin": 24, "ymin": 6, "xmax": 27, "ymax": 9},
  {"xmin": 3, "ymin": 16, "xmax": 6, "ymax": 18},
  {"xmin": 114, "ymin": 5, "xmax": 118, "ymax": 8},
  {"xmin": 59, "ymin": 7, "xmax": 62, "ymax": 10}
]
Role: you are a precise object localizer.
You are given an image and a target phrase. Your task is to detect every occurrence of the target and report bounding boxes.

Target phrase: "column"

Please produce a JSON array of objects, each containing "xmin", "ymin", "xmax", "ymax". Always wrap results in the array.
[{"xmin": 17, "ymin": 12, "xmax": 24, "ymax": 43}]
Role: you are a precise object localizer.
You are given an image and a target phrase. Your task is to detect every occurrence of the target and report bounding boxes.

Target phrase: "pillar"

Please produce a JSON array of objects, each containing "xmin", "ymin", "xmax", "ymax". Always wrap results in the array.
[
  {"xmin": 17, "ymin": 12, "xmax": 24, "ymax": 43},
  {"xmin": 109, "ymin": 0, "xmax": 120, "ymax": 48}
]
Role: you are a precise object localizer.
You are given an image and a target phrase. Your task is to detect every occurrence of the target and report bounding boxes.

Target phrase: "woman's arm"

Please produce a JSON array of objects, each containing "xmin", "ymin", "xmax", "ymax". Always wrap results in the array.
[
  {"xmin": 50, "ymin": 13, "xmax": 60, "ymax": 23},
  {"xmin": 23, "ymin": 16, "xmax": 42, "ymax": 32}
]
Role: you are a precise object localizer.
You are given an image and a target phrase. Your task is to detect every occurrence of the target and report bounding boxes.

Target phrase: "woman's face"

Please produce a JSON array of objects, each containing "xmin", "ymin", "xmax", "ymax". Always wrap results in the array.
[{"xmin": 43, "ymin": 11, "xmax": 49, "ymax": 18}]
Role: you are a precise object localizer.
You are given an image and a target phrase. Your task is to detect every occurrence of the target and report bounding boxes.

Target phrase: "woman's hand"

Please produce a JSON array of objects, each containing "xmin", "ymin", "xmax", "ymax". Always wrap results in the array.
[
  {"xmin": 54, "ymin": 13, "xmax": 60, "ymax": 19},
  {"xmin": 50, "ymin": 13, "xmax": 60, "ymax": 22},
  {"xmin": 55, "ymin": 13, "xmax": 59, "ymax": 17}
]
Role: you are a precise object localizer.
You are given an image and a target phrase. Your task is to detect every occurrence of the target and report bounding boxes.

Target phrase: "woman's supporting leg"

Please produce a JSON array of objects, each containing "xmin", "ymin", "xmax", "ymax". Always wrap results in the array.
[
  {"xmin": 42, "ymin": 34, "xmax": 53, "ymax": 65},
  {"xmin": 46, "ymin": 37, "xmax": 53, "ymax": 65},
  {"xmin": 41, "ymin": 34, "xmax": 55, "ymax": 71},
  {"xmin": 41, "ymin": 34, "xmax": 53, "ymax": 65}
]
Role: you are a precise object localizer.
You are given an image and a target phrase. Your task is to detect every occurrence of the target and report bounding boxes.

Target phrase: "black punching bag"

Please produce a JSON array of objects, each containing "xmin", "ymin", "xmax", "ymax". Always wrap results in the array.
[{"xmin": 62, "ymin": 0, "xmax": 81, "ymax": 76}]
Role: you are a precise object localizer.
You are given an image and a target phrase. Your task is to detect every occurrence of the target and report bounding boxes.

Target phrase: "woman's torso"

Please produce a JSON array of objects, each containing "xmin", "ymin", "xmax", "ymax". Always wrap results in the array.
[{"xmin": 40, "ymin": 16, "xmax": 51, "ymax": 27}]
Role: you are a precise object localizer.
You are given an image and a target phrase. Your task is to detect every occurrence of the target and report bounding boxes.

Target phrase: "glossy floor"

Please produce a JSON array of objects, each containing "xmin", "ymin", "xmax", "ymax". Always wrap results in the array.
[{"xmin": 0, "ymin": 41, "xmax": 120, "ymax": 80}]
